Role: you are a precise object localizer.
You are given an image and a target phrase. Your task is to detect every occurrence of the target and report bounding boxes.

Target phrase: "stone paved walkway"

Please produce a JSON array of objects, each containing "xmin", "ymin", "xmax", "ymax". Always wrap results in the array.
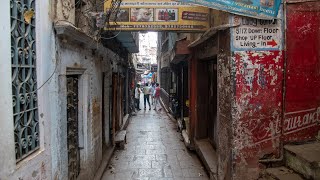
[{"xmin": 101, "ymin": 106, "xmax": 209, "ymax": 180}]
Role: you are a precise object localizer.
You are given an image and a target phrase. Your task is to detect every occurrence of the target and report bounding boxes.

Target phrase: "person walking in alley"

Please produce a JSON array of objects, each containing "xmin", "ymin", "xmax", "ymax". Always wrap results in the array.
[
  {"xmin": 151, "ymin": 82, "xmax": 156, "ymax": 105},
  {"xmin": 153, "ymin": 83, "xmax": 162, "ymax": 111},
  {"xmin": 143, "ymin": 83, "xmax": 152, "ymax": 110},
  {"xmin": 135, "ymin": 84, "xmax": 142, "ymax": 110}
]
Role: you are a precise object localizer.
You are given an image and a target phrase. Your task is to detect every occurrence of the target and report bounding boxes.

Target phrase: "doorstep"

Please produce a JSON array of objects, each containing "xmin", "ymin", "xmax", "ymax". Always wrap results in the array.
[
  {"xmin": 264, "ymin": 166, "xmax": 304, "ymax": 180},
  {"xmin": 194, "ymin": 139, "xmax": 218, "ymax": 180}
]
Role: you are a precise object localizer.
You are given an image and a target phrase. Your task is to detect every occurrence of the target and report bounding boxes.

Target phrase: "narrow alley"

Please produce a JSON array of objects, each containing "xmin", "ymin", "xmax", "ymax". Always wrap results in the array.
[
  {"xmin": 1, "ymin": 0, "xmax": 320, "ymax": 180},
  {"xmin": 101, "ymin": 102, "xmax": 208, "ymax": 180}
]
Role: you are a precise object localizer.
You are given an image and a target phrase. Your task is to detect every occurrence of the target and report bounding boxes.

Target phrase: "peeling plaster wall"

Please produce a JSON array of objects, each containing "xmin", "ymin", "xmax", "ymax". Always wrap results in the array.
[
  {"xmin": 53, "ymin": 36, "xmax": 124, "ymax": 180},
  {"xmin": 227, "ymin": 6, "xmax": 285, "ymax": 179},
  {"xmin": 0, "ymin": 0, "xmax": 54, "ymax": 179},
  {"xmin": 101, "ymin": 57, "xmax": 113, "ymax": 147},
  {"xmin": 1, "ymin": 0, "xmax": 119, "ymax": 179},
  {"xmin": 231, "ymin": 51, "xmax": 284, "ymax": 180},
  {"xmin": 229, "ymin": 2, "xmax": 320, "ymax": 179},
  {"xmin": 216, "ymin": 31, "xmax": 233, "ymax": 180},
  {"xmin": 56, "ymin": 40, "xmax": 109, "ymax": 179}
]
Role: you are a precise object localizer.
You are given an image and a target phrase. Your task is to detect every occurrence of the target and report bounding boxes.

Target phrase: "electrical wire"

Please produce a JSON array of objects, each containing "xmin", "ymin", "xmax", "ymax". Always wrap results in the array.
[
  {"xmin": 54, "ymin": 20, "xmax": 78, "ymax": 28},
  {"xmin": 75, "ymin": 0, "xmax": 83, "ymax": 7},
  {"xmin": 31, "ymin": 62, "xmax": 57, "ymax": 94},
  {"xmin": 82, "ymin": 0, "xmax": 109, "ymax": 13},
  {"xmin": 15, "ymin": 38, "xmax": 60, "ymax": 122},
  {"xmin": 99, "ymin": 29, "xmax": 122, "ymax": 40},
  {"xmin": 14, "ymin": 60, "xmax": 58, "ymax": 122},
  {"xmin": 74, "ymin": 0, "xmax": 122, "ymax": 35}
]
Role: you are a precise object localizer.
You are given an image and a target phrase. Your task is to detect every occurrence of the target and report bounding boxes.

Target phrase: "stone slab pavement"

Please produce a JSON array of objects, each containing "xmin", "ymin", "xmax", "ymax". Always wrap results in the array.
[{"xmin": 101, "ymin": 105, "xmax": 209, "ymax": 180}]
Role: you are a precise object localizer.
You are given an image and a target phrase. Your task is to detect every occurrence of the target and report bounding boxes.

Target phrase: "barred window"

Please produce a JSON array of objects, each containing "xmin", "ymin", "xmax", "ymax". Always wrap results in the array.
[{"xmin": 11, "ymin": 0, "xmax": 39, "ymax": 161}]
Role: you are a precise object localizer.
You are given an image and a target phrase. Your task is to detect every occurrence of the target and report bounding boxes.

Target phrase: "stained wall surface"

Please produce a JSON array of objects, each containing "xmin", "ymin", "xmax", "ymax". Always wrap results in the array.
[
  {"xmin": 283, "ymin": 1, "xmax": 320, "ymax": 143},
  {"xmin": 229, "ymin": 9, "xmax": 284, "ymax": 180}
]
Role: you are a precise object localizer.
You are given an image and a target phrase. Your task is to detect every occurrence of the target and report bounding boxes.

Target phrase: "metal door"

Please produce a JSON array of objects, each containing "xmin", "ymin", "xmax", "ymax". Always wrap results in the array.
[{"xmin": 67, "ymin": 76, "xmax": 80, "ymax": 180}]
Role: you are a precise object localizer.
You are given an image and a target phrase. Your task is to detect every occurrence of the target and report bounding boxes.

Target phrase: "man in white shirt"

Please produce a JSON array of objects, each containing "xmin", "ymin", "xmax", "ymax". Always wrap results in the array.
[
  {"xmin": 135, "ymin": 84, "xmax": 141, "ymax": 110},
  {"xmin": 142, "ymin": 83, "xmax": 151, "ymax": 110}
]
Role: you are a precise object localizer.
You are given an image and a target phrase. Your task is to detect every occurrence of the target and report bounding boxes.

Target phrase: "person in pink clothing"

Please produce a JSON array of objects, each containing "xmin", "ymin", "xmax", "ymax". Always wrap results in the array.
[{"xmin": 153, "ymin": 83, "xmax": 162, "ymax": 111}]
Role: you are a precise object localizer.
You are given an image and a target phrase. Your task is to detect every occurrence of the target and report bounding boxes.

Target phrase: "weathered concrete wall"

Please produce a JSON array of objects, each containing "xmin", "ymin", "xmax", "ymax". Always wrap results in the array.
[
  {"xmin": 231, "ymin": 51, "xmax": 284, "ymax": 180},
  {"xmin": 53, "ymin": 0, "xmax": 76, "ymax": 24},
  {"xmin": 229, "ymin": 10, "xmax": 284, "ymax": 180},
  {"xmin": 216, "ymin": 30, "xmax": 233, "ymax": 180},
  {"xmin": 56, "ymin": 40, "xmax": 105, "ymax": 179},
  {"xmin": 0, "ymin": 0, "xmax": 55, "ymax": 179},
  {"xmin": 222, "ymin": 3, "xmax": 319, "ymax": 179},
  {"xmin": 53, "ymin": 36, "xmax": 124, "ymax": 180},
  {"xmin": 0, "ymin": 0, "xmax": 17, "ymax": 178},
  {"xmin": 102, "ymin": 58, "xmax": 113, "ymax": 147},
  {"xmin": 1, "ymin": 0, "xmax": 123, "ymax": 179}
]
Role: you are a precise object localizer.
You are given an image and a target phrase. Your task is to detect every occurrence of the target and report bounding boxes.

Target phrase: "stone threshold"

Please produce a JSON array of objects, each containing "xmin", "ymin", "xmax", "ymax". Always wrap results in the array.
[{"xmin": 194, "ymin": 139, "xmax": 218, "ymax": 180}]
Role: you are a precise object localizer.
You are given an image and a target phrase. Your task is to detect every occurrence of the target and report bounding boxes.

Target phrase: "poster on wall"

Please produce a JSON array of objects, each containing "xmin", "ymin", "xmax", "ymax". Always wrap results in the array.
[
  {"xmin": 177, "ymin": 0, "xmax": 281, "ymax": 20},
  {"xmin": 104, "ymin": 0, "xmax": 209, "ymax": 31}
]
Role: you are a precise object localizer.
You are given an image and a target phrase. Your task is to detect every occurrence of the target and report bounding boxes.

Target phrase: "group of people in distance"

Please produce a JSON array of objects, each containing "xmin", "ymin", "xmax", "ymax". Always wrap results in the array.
[{"xmin": 134, "ymin": 82, "xmax": 161, "ymax": 111}]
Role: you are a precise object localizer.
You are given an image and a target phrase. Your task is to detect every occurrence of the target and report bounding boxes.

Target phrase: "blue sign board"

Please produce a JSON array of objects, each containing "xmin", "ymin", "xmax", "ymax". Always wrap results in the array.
[{"xmin": 178, "ymin": 0, "xmax": 281, "ymax": 19}]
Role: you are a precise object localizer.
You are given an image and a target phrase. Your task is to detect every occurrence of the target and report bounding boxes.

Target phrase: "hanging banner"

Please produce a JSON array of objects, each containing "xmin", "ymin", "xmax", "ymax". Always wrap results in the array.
[
  {"xmin": 177, "ymin": 0, "xmax": 281, "ymax": 19},
  {"xmin": 104, "ymin": 0, "xmax": 210, "ymax": 31}
]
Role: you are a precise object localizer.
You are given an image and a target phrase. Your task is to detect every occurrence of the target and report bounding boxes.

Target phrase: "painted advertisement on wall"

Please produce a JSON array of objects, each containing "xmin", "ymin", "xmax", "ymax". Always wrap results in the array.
[
  {"xmin": 104, "ymin": 0, "xmax": 209, "ymax": 31},
  {"xmin": 284, "ymin": 1, "xmax": 320, "ymax": 142},
  {"xmin": 177, "ymin": 0, "xmax": 281, "ymax": 19}
]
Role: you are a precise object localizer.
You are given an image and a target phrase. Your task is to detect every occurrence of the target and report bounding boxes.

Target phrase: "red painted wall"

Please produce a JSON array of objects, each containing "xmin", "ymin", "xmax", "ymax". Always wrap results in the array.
[
  {"xmin": 232, "ymin": 2, "xmax": 320, "ymax": 179},
  {"xmin": 232, "ymin": 51, "xmax": 284, "ymax": 179},
  {"xmin": 283, "ymin": 1, "xmax": 320, "ymax": 142},
  {"xmin": 230, "ymin": 10, "xmax": 285, "ymax": 179}
]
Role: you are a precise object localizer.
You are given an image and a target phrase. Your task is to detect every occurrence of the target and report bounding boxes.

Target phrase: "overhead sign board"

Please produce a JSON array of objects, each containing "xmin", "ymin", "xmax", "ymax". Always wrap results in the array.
[
  {"xmin": 177, "ymin": 0, "xmax": 281, "ymax": 20},
  {"xmin": 104, "ymin": 0, "xmax": 209, "ymax": 31}
]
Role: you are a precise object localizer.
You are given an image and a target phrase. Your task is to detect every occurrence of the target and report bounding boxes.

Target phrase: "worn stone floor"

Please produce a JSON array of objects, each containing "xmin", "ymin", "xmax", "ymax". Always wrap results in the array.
[{"xmin": 101, "ymin": 102, "xmax": 209, "ymax": 180}]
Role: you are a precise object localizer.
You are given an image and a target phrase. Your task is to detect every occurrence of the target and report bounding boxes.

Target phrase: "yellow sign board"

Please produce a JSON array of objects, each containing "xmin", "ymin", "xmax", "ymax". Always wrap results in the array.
[{"xmin": 104, "ymin": 0, "xmax": 209, "ymax": 31}]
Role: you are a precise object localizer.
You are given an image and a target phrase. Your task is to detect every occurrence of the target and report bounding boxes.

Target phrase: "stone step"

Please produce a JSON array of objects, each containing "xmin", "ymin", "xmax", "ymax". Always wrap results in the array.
[
  {"xmin": 284, "ymin": 142, "xmax": 320, "ymax": 179},
  {"xmin": 265, "ymin": 166, "xmax": 304, "ymax": 180},
  {"xmin": 115, "ymin": 130, "xmax": 127, "ymax": 150},
  {"xmin": 195, "ymin": 139, "xmax": 218, "ymax": 180}
]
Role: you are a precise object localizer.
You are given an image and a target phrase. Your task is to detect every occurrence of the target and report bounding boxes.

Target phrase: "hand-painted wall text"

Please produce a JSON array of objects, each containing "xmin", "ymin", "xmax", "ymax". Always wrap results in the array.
[{"xmin": 231, "ymin": 15, "xmax": 283, "ymax": 51}]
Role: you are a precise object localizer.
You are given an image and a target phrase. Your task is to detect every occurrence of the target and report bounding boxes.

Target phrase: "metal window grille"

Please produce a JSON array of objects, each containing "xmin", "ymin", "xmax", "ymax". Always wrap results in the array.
[{"xmin": 11, "ymin": 0, "xmax": 39, "ymax": 161}]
